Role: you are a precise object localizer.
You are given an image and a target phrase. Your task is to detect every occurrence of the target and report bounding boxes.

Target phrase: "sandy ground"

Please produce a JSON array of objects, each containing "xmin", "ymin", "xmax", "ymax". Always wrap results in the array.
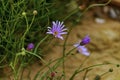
[
  {"xmin": 24, "ymin": 12, "xmax": 120, "ymax": 80},
  {"xmin": 2, "ymin": 11, "xmax": 120, "ymax": 80}
]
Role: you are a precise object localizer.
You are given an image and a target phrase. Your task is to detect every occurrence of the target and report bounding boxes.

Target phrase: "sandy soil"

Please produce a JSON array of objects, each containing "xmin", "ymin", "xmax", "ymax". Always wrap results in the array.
[
  {"xmin": 2, "ymin": 11, "xmax": 120, "ymax": 80},
  {"xmin": 23, "ymin": 11, "xmax": 120, "ymax": 80}
]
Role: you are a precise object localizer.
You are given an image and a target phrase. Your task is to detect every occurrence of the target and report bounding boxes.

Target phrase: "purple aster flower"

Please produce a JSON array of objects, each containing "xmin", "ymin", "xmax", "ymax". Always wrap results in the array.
[
  {"xmin": 47, "ymin": 21, "xmax": 67, "ymax": 40},
  {"xmin": 26, "ymin": 43, "xmax": 34, "ymax": 51},
  {"xmin": 80, "ymin": 35, "xmax": 90, "ymax": 46},
  {"xmin": 74, "ymin": 41, "xmax": 90, "ymax": 56}
]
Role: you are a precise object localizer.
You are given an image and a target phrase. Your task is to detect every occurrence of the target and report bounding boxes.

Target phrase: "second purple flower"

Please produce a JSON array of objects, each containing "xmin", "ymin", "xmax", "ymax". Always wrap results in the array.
[
  {"xmin": 26, "ymin": 43, "xmax": 34, "ymax": 51},
  {"xmin": 46, "ymin": 21, "xmax": 67, "ymax": 40},
  {"xmin": 73, "ymin": 35, "xmax": 90, "ymax": 56}
]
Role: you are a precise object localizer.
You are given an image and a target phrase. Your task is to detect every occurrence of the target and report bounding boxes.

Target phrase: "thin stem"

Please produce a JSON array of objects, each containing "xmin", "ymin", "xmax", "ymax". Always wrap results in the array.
[
  {"xmin": 78, "ymin": 63, "xmax": 111, "ymax": 73},
  {"xmin": 21, "ymin": 14, "xmax": 29, "ymax": 47},
  {"xmin": 21, "ymin": 14, "xmax": 35, "ymax": 47},
  {"xmin": 29, "ymin": 15, "xmax": 36, "ymax": 28},
  {"xmin": 34, "ymin": 35, "xmax": 49, "ymax": 53},
  {"xmin": 62, "ymin": 26, "xmax": 72, "ymax": 80},
  {"xmin": 26, "ymin": 50, "xmax": 53, "ymax": 79},
  {"xmin": 26, "ymin": 51, "xmax": 46, "ymax": 64},
  {"xmin": 83, "ymin": 69, "xmax": 92, "ymax": 80},
  {"xmin": 13, "ymin": 54, "xmax": 19, "ymax": 68},
  {"xmin": 63, "ymin": 8, "xmax": 79, "ymax": 21},
  {"xmin": 63, "ymin": 0, "xmax": 111, "ymax": 21},
  {"xmin": 80, "ymin": 0, "xmax": 111, "ymax": 17},
  {"xmin": 69, "ymin": 57, "xmax": 89, "ymax": 80},
  {"xmin": 100, "ymin": 71, "xmax": 109, "ymax": 77},
  {"xmin": 12, "ymin": 53, "xmax": 22, "ymax": 80},
  {"xmin": 10, "ymin": 60, "xmax": 17, "ymax": 80},
  {"xmin": 70, "ymin": 63, "xmax": 111, "ymax": 80}
]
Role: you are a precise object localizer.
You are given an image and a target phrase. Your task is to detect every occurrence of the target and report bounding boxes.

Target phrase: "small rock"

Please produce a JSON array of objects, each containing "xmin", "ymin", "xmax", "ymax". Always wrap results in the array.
[{"xmin": 95, "ymin": 18, "xmax": 105, "ymax": 24}]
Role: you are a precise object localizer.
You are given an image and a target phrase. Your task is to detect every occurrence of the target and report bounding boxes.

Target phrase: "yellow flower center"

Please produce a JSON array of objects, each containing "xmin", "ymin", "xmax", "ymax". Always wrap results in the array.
[{"xmin": 54, "ymin": 31, "xmax": 58, "ymax": 36}]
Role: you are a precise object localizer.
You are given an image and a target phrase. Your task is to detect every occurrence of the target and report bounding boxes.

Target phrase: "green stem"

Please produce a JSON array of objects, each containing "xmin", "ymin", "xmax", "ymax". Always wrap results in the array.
[
  {"xmin": 26, "ymin": 50, "xmax": 52, "ymax": 72},
  {"xmin": 34, "ymin": 35, "xmax": 49, "ymax": 53},
  {"xmin": 26, "ymin": 51, "xmax": 46, "ymax": 64},
  {"xmin": 63, "ymin": 8, "xmax": 79, "ymax": 21},
  {"xmin": 13, "ymin": 54, "xmax": 19, "ymax": 68},
  {"xmin": 69, "ymin": 57, "xmax": 88, "ymax": 80},
  {"xmin": 100, "ymin": 71, "xmax": 109, "ymax": 77},
  {"xmin": 80, "ymin": 0, "xmax": 111, "ymax": 17},
  {"xmin": 13, "ymin": 53, "xmax": 22, "ymax": 80},
  {"xmin": 21, "ymin": 14, "xmax": 35, "ymax": 47},
  {"xmin": 62, "ymin": 26, "xmax": 73, "ymax": 79},
  {"xmin": 83, "ymin": 69, "xmax": 92, "ymax": 80},
  {"xmin": 70, "ymin": 63, "xmax": 111, "ymax": 80},
  {"xmin": 63, "ymin": 0, "xmax": 111, "ymax": 21}
]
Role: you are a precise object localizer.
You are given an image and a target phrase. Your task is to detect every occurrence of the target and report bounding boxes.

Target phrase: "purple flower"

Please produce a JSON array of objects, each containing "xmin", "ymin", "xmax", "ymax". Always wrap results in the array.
[
  {"xmin": 80, "ymin": 35, "xmax": 90, "ymax": 46},
  {"xmin": 47, "ymin": 21, "xmax": 67, "ymax": 40},
  {"xmin": 26, "ymin": 43, "xmax": 34, "ymax": 51},
  {"xmin": 74, "ymin": 41, "xmax": 90, "ymax": 56}
]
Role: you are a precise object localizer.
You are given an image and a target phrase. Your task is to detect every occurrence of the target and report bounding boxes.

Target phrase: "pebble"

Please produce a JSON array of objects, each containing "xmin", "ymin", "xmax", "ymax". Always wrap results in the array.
[{"xmin": 95, "ymin": 18, "xmax": 105, "ymax": 24}]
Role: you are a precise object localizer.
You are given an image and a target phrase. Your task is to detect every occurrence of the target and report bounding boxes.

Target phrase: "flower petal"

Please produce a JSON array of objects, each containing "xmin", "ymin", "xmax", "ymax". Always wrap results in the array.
[{"xmin": 46, "ymin": 20, "xmax": 67, "ymax": 40}]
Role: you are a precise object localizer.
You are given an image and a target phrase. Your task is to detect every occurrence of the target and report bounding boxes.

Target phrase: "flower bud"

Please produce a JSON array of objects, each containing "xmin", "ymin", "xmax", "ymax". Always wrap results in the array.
[
  {"xmin": 26, "ymin": 43, "xmax": 34, "ymax": 51},
  {"xmin": 116, "ymin": 64, "xmax": 120, "ymax": 67},
  {"xmin": 80, "ymin": 35, "xmax": 90, "ymax": 46},
  {"xmin": 94, "ymin": 75, "xmax": 101, "ymax": 80},
  {"xmin": 33, "ymin": 10, "xmax": 38, "ymax": 15},
  {"xmin": 51, "ymin": 72, "xmax": 56, "ymax": 78},
  {"xmin": 22, "ymin": 12, "xmax": 26, "ymax": 16},
  {"xmin": 21, "ymin": 48, "xmax": 26, "ymax": 56},
  {"xmin": 109, "ymin": 68, "xmax": 113, "ymax": 72}
]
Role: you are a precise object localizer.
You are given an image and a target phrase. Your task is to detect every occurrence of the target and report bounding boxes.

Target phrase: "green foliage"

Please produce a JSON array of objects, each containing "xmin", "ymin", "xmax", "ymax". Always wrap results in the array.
[
  {"xmin": 0, "ymin": 0, "xmax": 67, "ymax": 67},
  {"xmin": 0, "ymin": 0, "xmax": 71, "ymax": 79}
]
